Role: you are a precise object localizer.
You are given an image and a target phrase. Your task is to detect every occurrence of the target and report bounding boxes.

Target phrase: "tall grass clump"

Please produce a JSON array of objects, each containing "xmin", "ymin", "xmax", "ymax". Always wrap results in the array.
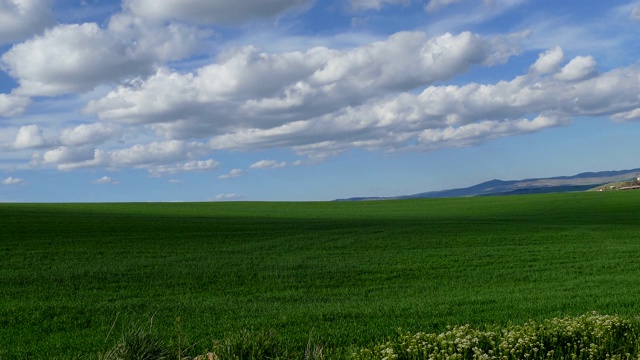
[
  {"xmin": 353, "ymin": 312, "xmax": 640, "ymax": 360},
  {"xmin": 99, "ymin": 319, "xmax": 170, "ymax": 360},
  {"xmin": 209, "ymin": 329, "xmax": 283, "ymax": 360}
]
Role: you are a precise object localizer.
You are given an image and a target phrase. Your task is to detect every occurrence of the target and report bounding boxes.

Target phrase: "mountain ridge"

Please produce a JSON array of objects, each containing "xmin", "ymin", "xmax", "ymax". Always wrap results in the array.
[{"xmin": 336, "ymin": 168, "xmax": 640, "ymax": 201}]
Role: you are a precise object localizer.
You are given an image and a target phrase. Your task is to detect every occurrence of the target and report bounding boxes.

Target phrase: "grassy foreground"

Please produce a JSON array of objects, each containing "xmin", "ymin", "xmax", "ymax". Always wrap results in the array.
[{"xmin": 2, "ymin": 192, "xmax": 640, "ymax": 358}]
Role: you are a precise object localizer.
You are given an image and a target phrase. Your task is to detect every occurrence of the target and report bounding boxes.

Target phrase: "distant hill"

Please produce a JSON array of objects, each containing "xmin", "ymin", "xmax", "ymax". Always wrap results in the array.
[{"xmin": 336, "ymin": 168, "xmax": 640, "ymax": 201}]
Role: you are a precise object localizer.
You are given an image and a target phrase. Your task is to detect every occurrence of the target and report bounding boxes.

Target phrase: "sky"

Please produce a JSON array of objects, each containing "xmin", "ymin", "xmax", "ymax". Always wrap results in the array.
[{"xmin": 1, "ymin": 0, "xmax": 640, "ymax": 202}]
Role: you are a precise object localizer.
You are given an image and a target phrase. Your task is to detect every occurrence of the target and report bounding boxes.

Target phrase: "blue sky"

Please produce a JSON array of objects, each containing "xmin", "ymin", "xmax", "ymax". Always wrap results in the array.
[{"xmin": 1, "ymin": 0, "xmax": 640, "ymax": 202}]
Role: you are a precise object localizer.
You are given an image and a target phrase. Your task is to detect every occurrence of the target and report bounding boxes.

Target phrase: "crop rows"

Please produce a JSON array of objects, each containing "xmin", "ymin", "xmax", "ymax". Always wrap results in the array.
[{"xmin": 2, "ymin": 192, "xmax": 640, "ymax": 358}]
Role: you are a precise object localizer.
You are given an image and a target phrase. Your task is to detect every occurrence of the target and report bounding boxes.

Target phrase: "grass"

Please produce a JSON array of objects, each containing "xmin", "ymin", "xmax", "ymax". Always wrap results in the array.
[
  {"xmin": 2, "ymin": 191, "xmax": 640, "ymax": 358},
  {"xmin": 99, "ymin": 317, "xmax": 170, "ymax": 360}
]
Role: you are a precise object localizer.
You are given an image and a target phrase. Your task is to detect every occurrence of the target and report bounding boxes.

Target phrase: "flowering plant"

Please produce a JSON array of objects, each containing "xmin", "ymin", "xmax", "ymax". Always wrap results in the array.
[{"xmin": 353, "ymin": 312, "xmax": 639, "ymax": 360}]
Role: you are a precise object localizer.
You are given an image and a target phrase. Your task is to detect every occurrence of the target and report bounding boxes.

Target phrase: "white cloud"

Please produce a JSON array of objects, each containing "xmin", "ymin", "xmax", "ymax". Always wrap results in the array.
[
  {"xmin": 93, "ymin": 176, "xmax": 118, "ymax": 184},
  {"xmin": 554, "ymin": 55, "xmax": 597, "ymax": 81},
  {"xmin": 59, "ymin": 123, "xmax": 117, "ymax": 146},
  {"xmin": 7, "ymin": 38, "xmax": 639, "ymax": 176},
  {"xmin": 2, "ymin": 176, "xmax": 24, "ymax": 185},
  {"xmin": 13, "ymin": 124, "xmax": 48, "ymax": 149},
  {"xmin": 84, "ymin": 67, "xmax": 212, "ymax": 126},
  {"xmin": 611, "ymin": 108, "xmax": 640, "ymax": 122},
  {"xmin": 24, "ymin": 123, "xmax": 118, "ymax": 168},
  {"xmin": 0, "ymin": 0, "xmax": 53, "ymax": 44},
  {"xmin": 214, "ymin": 193, "xmax": 241, "ymax": 201},
  {"xmin": 2, "ymin": 23, "xmax": 150, "ymax": 96},
  {"xmin": 425, "ymin": 0, "xmax": 460, "ymax": 13},
  {"xmin": 107, "ymin": 13, "xmax": 205, "ymax": 62},
  {"xmin": 529, "ymin": 45, "xmax": 564, "ymax": 74},
  {"xmin": 108, "ymin": 140, "xmax": 203, "ymax": 167},
  {"xmin": 1, "ymin": 18, "xmax": 204, "ymax": 97},
  {"xmin": 39, "ymin": 146, "xmax": 95, "ymax": 166},
  {"xmin": 0, "ymin": 94, "xmax": 30, "ymax": 117},
  {"xmin": 149, "ymin": 159, "xmax": 220, "ymax": 176},
  {"xmin": 124, "ymin": 0, "xmax": 310, "ymax": 25},
  {"xmin": 250, "ymin": 160, "xmax": 287, "ymax": 169},
  {"xmin": 85, "ymin": 30, "xmax": 523, "ymax": 138},
  {"xmin": 204, "ymin": 50, "xmax": 640, "ymax": 158},
  {"xmin": 631, "ymin": 4, "xmax": 640, "ymax": 21},
  {"xmin": 218, "ymin": 168, "xmax": 244, "ymax": 179},
  {"xmin": 418, "ymin": 114, "xmax": 569, "ymax": 149},
  {"xmin": 348, "ymin": 0, "xmax": 411, "ymax": 11},
  {"xmin": 55, "ymin": 140, "xmax": 207, "ymax": 171}
]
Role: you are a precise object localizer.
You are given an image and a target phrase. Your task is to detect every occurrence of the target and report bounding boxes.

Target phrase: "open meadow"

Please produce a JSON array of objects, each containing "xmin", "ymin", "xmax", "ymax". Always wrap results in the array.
[{"xmin": 2, "ymin": 191, "xmax": 640, "ymax": 358}]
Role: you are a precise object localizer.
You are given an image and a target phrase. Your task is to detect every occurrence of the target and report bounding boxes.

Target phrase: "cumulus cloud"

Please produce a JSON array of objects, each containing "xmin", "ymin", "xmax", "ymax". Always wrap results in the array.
[
  {"xmin": 529, "ymin": 48, "xmax": 597, "ymax": 82},
  {"xmin": 107, "ymin": 13, "xmax": 205, "ymax": 62},
  {"xmin": 214, "ymin": 193, "xmax": 241, "ymax": 201},
  {"xmin": 554, "ymin": 55, "xmax": 597, "ymax": 81},
  {"xmin": 39, "ymin": 146, "xmax": 96, "ymax": 166},
  {"xmin": 90, "ymin": 47, "xmax": 640, "ymax": 160},
  {"xmin": 204, "ymin": 49, "xmax": 640, "ymax": 157},
  {"xmin": 107, "ymin": 140, "xmax": 203, "ymax": 167},
  {"xmin": 24, "ymin": 123, "xmax": 118, "ymax": 168},
  {"xmin": 89, "ymin": 48, "xmax": 640, "ymax": 162},
  {"xmin": 418, "ymin": 114, "xmax": 569, "ymax": 149},
  {"xmin": 1, "ymin": 18, "xmax": 204, "ymax": 97},
  {"xmin": 0, "ymin": 0, "xmax": 53, "ymax": 44},
  {"xmin": 55, "ymin": 140, "xmax": 207, "ymax": 171},
  {"xmin": 2, "ymin": 23, "xmax": 149, "ymax": 96},
  {"xmin": 59, "ymin": 123, "xmax": 117, "ymax": 146},
  {"xmin": 85, "ymin": 30, "xmax": 523, "ymax": 138},
  {"xmin": 218, "ymin": 168, "xmax": 244, "ymax": 179},
  {"xmin": 149, "ymin": 159, "xmax": 220, "ymax": 176},
  {"xmin": 530, "ymin": 46, "xmax": 564, "ymax": 74},
  {"xmin": 2, "ymin": 176, "xmax": 24, "ymax": 185},
  {"xmin": 611, "ymin": 108, "xmax": 640, "ymax": 122},
  {"xmin": 16, "ymin": 44, "xmax": 640, "ymax": 173},
  {"xmin": 348, "ymin": 0, "xmax": 411, "ymax": 11},
  {"xmin": 13, "ymin": 124, "xmax": 48, "ymax": 149},
  {"xmin": 425, "ymin": 0, "xmax": 461, "ymax": 12},
  {"xmin": 0, "ymin": 94, "xmax": 30, "ymax": 117},
  {"xmin": 250, "ymin": 160, "xmax": 287, "ymax": 169},
  {"xmin": 124, "ymin": 0, "xmax": 310, "ymax": 24},
  {"xmin": 93, "ymin": 176, "xmax": 118, "ymax": 184},
  {"xmin": 631, "ymin": 4, "xmax": 640, "ymax": 21}
]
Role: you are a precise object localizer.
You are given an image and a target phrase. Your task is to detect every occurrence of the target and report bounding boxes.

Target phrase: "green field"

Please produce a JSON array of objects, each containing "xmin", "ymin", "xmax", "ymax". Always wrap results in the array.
[{"xmin": 2, "ymin": 191, "xmax": 640, "ymax": 358}]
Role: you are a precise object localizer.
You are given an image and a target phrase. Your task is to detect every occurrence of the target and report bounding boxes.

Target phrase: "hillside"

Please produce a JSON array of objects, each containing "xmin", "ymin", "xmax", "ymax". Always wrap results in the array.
[
  {"xmin": 591, "ymin": 178, "xmax": 640, "ymax": 192},
  {"xmin": 338, "ymin": 168, "xmax": 640, "ymax": 201}
]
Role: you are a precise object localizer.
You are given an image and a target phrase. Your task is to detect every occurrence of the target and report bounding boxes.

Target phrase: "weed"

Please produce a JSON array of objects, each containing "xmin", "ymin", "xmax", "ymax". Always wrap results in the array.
[
  {"xmin": 305, "ymin": 332, "xmax": 326, "ymax": 360},
  {"xmin": 99, "ymin": 318, "xmax": 170, "ymax": 360},
  {"xmin": 210, "ymin": 329, "xmax": 283, "ymax": 360}
]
